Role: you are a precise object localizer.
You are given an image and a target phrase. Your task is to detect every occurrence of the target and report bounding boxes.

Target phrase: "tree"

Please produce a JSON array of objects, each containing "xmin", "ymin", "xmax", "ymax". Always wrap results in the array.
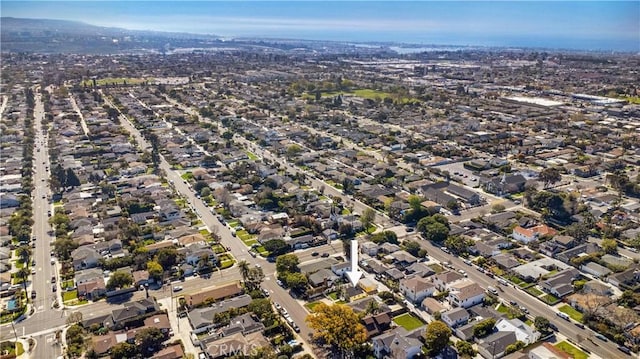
[
  {"xmin": 263, "ymin": 239, "xmax": 291, "ymax": 256},
  {"xmin": 245, "ymin": 266, "xmax": 265, "ymax": 292},
  {"xmin": 534, "ymin": 316, "xmax": 551, "ymax": 335},
  {"xmin": 146, "ymin": 260, "xmax": 163, "ymax": 281},
  {"xmin": 135, "ymin": 327, "xmax": 164, "ymax": 353},
  {"xmin": 408, "ymin": 195, "xmax": 422, "ymax": 212},
  {"xmin": 66, "ymin": 311, "xmax": 83, "ymax": 326},
  {"xmin": 52, "ymin": 237, "xmax": 78, "ymax": 261},
  {"xmin": 455, "ymin": 340, "xmax": 476, "ymax": 358},
  {"xmin": 106, "ymin": 271, "xmax": 133, "ymax": 290},
  {"xmin": 238, "ymin": 260, "xmax": 251, "ymax": 283},
  {"xmin": 249, "ymin": 298, "xmax": 274, "ymax": 319},
  {"xmin": 417, "ymin": 215, "xmax": 450, "ymax": 242},
  {"xmin": 16, "ymin": 267, "xmax": 30, "ymax": 293},
  {"xmin": 601, "ymin": 238, "xmax": 618, "ymax": 254},
  {"xmin": 361, "ymin": 208, "xmax": 375, "ymax": 230},
  {"xmin": 538, "ymin": 167, "xmax": 562, "ymax": 188},
  {"xmin": 285, "ymin": 272, "xmax": 308, "ymax": 291},
  {"xmin": 110, "ymin": 342, "xmax": 137, "ymax": 359},
  {"xmin": 424, "ymin": 320, "xmax": 451, "ymax": 355},
  {"xmin": 505, "ymin": 341, "xmax": 525, "ymax": 354},
  {"xmin": 306, "ymin": 303, "xmax": 367, "ymax": 355},
  {"xmin": 276, "ymin": 254, "xmax": 300, "ymax": 274},
  {"xmin": 16, "ymin": 245, "xmax": 31, "ymax": 264},
  {"xmin": 156, "ymin": 248, "xmax": 180, "ymax": 270},
  {"xmin": 444, "ymin": 235, "xmax": 473, "ymax": 254},
  {"xmin": 403, "ymin": 240, "xmax": 422, "ymax": 257},
  {"xmin": 473, "ymin": 318, "xmax": 496, "ymax": 338}
]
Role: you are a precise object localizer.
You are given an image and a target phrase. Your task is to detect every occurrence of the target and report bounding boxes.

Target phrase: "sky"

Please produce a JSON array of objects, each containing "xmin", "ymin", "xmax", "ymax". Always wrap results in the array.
[{"xmin": 2, "ymin": 1, "xmax": 639, "ymax": 51}]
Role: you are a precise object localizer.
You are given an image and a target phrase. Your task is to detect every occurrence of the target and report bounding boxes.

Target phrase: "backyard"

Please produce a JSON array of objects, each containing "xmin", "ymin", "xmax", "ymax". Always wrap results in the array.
[{"xmin": 393, "ymin": 313, "xmax": 424, "ymax": 331}]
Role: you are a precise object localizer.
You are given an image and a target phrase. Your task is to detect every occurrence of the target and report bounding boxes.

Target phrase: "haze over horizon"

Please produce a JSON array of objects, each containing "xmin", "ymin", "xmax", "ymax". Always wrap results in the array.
[{"xmin": 2, "ymin": 1, "xmax": 639, "ymax": 52}]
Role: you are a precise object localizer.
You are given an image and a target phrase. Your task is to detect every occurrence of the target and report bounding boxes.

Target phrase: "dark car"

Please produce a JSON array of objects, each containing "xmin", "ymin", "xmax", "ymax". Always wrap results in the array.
[
  {"xmin": 311, "ymin": 252, "xmax": 319, "ymax": 257},
  {"xmin": 618, "ymin": 346, "xmax": 632, "ymax": 355},
  {"xmin": 574, "ymin": 323, "xmax": 586, "ymax": 329},
  {"xmin": 321, "ymin": 253, "xmax": 330, "ymax": 258},
  {"xmin": 52, "ymin": 285, "xmax": 57, "ymax": 292},
  {"xmin": 31, "ymin": 290, "xmax": 36, "ymax": 299},
  {"xmin": 548, "ymin": 323, "xmax": 558, "ymax": 332}
]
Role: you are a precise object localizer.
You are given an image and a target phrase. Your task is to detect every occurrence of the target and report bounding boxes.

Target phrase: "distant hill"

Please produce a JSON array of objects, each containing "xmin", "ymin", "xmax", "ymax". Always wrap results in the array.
[{"xmin": 0, "ymin": 17, "xmax": 223, "ymax": 54}]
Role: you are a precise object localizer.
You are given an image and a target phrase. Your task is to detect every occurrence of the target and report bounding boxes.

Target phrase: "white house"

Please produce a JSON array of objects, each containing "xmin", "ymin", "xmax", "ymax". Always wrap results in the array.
[
  {"xmin": 441, "ymin": 307, "xmax": 470, "ymax": 328},
  {"xmin": 512, "ymin": 226, "xmax": 536, "ymax": 243},
  {"xmin": 448, "ymin": 280, "xmax": 485, "ymax": 308},
  {"xmin": 495, "ymin": 318, "xmax": 541, "ymax": 345},
  {"xmin": 372, "ymin": 327, "xmax": 423, "ymax": 359},
  {"xmin": 399, "ymin": 276, "xmax": 436, "ymax": 304}
]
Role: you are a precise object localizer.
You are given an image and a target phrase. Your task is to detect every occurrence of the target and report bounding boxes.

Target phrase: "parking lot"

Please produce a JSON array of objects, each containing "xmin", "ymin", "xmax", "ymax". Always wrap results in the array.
[{"xmin": 433, "ymin": 161, "xmax": 481, "ymax": 188}]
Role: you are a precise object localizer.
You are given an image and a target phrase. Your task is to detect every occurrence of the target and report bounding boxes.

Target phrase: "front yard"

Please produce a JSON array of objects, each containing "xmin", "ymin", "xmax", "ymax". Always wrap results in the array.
[
  {"xmin": 393, "ymin": 313, "xmax": 424, "ymax": 331},
  {"xmin": 558, "ymin": 305, "xmax": 584, "ymax": 322},
  {"xmin": 554, "ymin": 341, "xmax": 588, "ymax": 359}
]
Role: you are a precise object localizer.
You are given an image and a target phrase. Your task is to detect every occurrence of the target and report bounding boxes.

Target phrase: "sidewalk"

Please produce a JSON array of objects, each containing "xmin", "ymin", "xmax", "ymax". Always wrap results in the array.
[{"xmin": 157, "ymin": 297, "xmax": 200, "ymax": 357}]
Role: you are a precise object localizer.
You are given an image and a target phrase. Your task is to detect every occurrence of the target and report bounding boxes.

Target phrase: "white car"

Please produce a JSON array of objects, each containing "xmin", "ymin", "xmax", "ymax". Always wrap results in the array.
[{"xmin": 173, "ymin": 286, "xmax": 183, "ymax": 292}]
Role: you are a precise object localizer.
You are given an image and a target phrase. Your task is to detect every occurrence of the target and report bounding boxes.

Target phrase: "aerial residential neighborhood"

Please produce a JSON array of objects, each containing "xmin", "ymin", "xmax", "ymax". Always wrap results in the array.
[{"xmin": 1, "ymin": 3, "xmax": 640, "ymax": 359}]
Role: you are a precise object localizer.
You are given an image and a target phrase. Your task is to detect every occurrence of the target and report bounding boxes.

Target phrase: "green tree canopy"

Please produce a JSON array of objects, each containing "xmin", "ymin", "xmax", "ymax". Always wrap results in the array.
[
  {"xmin": 306, "ymin": 303, "xmax": 367, "ymax": 355},
  {"xmin": 418, "ymin": 214, "xmax": 450, "ymax": 242},
  {"xmin": 135, "ymin": 327, "xmax": 164, "ymax": 354},
  {"xmin": 276, "ymin": 254, "xmax": 300, "ymax": 274},
  {"xmin": 424, "ymin": 320, "xmax": 451, "ymax": 355},
  {"xmin": 106, "ymin": 271, "xmax": 133, "ymax": 291}
]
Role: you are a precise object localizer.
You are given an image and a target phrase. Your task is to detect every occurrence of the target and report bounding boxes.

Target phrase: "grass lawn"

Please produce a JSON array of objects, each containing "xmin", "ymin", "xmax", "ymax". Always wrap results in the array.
[
  {"xmin": 305, "ymin": 301, "xmax": 322, "ymax": 312},
  {"xmin": 335, "ymin": 300, "xmax": 347, "ymax": 305},
  {"xmin": 555, "ymin": 341, "xmax": 588, "ymax": 359},
  {"xmin": 496, "ymin": 304, "xmax": 509, "ymax": 314},
  {"xmin": 180, "ymin": 172, "xmax": 194, "ymax": 180},
  {"xmin": 393, "ymin": 313, "xmax": 424, "ymax": 331},
  {"xmin": 220, "ymin": 260, "xmax": 235, "ymax": 269},
  {"xmin": 255, "ymin": 246, "xmax": 269, "ymax": 256},
  {"xmin": 63, "ymin": 290, "xmax": 78, "ymax": 302},
  {"xmin": 199, "ymin": 229, "xmax": 210, "ymax": 236},
  {"xmin": 246, "ymin": 151, "xmax": 258, "ymax": 160},
  {"xmin": 559, "ymin": 305, "xmax": 584, "ymax": 322},
  {"xmin": 16, "ymin": 341, "xmax": 24, "ymax": 355},
  {"xmin": 227, "ymin": 221, "xmax": 239, "ymax": 228},
  {"xmin": 244, "ymin": 239, "xmax": 259, "ymax": 247},
  {"xmin": 327, "ymin": 292, "xmax": 338, "ymax": 300},
  {"xmin": 526, "ymin": 287, "xmax": 544, "ymax": 296},
  {"xmin": 211, "ymin": 244, "xmax": 226, "ymax": 254},
  {"xmin": 428, "ymin": 263, "xmax": 445, "ymax": 273},
  {"xmin": 542, "ymin": 294, "xmax": 560, "ymax": 305}
]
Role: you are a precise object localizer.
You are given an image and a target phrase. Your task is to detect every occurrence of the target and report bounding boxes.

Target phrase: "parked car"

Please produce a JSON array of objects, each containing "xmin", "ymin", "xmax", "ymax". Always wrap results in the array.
[
  {"xmin": 594, "ymin": 333, "xmax": 608, "ymax": 342},
  {"xmin": 321, "ymin": 253, "xmax": 330, "ymax": 258},
  {"xmin": 31, "ymin": 290, "xmax": 36, "ymax": 299},
  {"xmin": 574, "ymin": 322, "xmax": 585, "ymax": 329},
  {"xmin": 173, "ymin": 286, "xmax": 183, "ymax": 292},
  {"xmin": 52, "ymin": 285, "xmax": 57, "ymax": 292},
  {"xmin": 262, "ymin": 288, "xmax": 270, "ymax": 297},
  {"xmin": 311, "ymin": 252, "xmax": 319, "ymax": 257},
  {"xmin": 556, "ymin": 312, "xmax": 570, "ymax": 321},
  {"xmin": 618, "ymin": 346, "xmax": 631, "ymax": 355}
]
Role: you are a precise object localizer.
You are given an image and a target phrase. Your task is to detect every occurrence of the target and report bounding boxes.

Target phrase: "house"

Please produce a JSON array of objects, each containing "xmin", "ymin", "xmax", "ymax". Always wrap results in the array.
[
  {"xmin": 482, "ymin": 174, "xmax": 526, "ymax": 196},
  {"xmin": 448, "ymin": 280, "xmax": 485, "ymax": 308},
  {"xmin": 399, "ymin": 276, "xmax": 436, "ymax": 304},
  {"xmin": 389, "ymin": 251, "xmax": 418, "ymax": 269},
  {"xmin": 187, "ymin": 294, "xmax": 253, "ymax": 333},
  {"xmin": 441, "ymin": 307, "xmax": 470, "ymax": 328},
  {"xmin": 512, "ymin": 226, "xmax": 537, "ymax": 244},
  {"xmin": 184, "ymin": 243, "xmax": 217, "ymax": 267},
  {"xmin": 331, "ymin": 262, "xmax": 352, "ymax": 277},
  {"xmin": 433, "ymin": 270, "xmax": 465, "ymax": 291},
  {"xmin": 71, "ymin": 247, "xmax": 102, "ymax": 270},
  {"xmin": 540, "ymin": 268, "xmax": 580, "ymax": 298},
  {"xmin": 608, "ymin": 268, "xmax": 640, "ymax": 289},
  {"xmin": 344, "ymin": 286, "xmax": 367, "ymax": 302},
  {"xmin": 152, "ymin": 343, "xmax": 184, "ymax": 359},
  {"xmin": 204, "ymin": 332, "xmax": 270, "ymax": 359},
  {"xmin": 494, "ymin": 254, "xmax": 520, "ymax": 270},
  {"xmin": 220, "ymin": 313, "xmax": 265, "ymax": 337},
  {"xmin": 580, "ymin": 262, "xmax": 612, "ymax": 279},
  {"xmin": 75, "ymin": 268, "xmax": 104, "ymax": 285},
  {"xmin": 361, "ymin": 311, "xmax": 392, "ymax": 338},
  {"xmin": 582, "ymin": 281, "xmax": 612, "ymax": 296},
  {"xmin": 446, "ymin": 184, "xmax": 481, "ymax": 205},
  {"xmin": 478, "ymin": 331, "xmax": 518, "ymax": 359},
  {"xmin": 77, "ymin": 278, "xmax": 106, "ymax": 300},
  {"xmin": 361, "ymin": 241, "xmax": 379, "ymax": 256},
  {"xmin": 372, "ymin": 326, "xmax": 424, "ymax": 359},
  {"xmin": 184, "ymin": 281, "xmax": 243, "ymax": 308},
  {"xmin": 404, "ymin": 262, "xmax": 435, "ymax": 278},
  {"xmin": 308, "ymin": 268, "xmax": 339, "ymax": 288},
  {"xmin": 495, "ymin": 318, "xmax": 540, "ymax": 344},
  {"xmin": 144, "ymin": 314, "xmax": 171, "ymax": 335},
  {"xmin": 422, "ymin": 297, "xmax": 446, "ymax": 314}
]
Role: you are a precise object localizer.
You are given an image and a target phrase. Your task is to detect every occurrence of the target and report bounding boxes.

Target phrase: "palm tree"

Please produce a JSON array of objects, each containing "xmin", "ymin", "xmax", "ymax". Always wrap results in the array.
[
  {"xmin": 365, "ymin": 299, "xmax": 380, "ymax": 315},
  {"xmin": 16, "ymin": 267, "xmax": 30, "ymax": 294},
  {"xmin": 238, "ymin": 260, "xmax": 250, "ymax": 283},
  {"xmin": 17, "ymin": 245, "xmax": 31, "ymax": 264}
]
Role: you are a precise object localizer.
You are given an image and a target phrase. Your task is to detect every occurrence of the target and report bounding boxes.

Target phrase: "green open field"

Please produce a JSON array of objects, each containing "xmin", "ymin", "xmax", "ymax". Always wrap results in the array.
[
  {"xmin": 554, "ymin": 341, "xmax": 588, "ymax": 359},
  {"xmin": 305, "ymin": 301, "xmax": 322, "ymax": 312},
  {"xmin": 559, "ymin": 305, "xmax": 584, "ymax": 322},
  {"xmin": 393, "ymin": 313, "xmax": 424, "ymax": 331},
  {"xmin": 303, "ymin": 88, "xmax": 419, "ymax": 104},
  {"xmin": 80, "ymin": 77, "xmax": 151, "ymax": 87}
]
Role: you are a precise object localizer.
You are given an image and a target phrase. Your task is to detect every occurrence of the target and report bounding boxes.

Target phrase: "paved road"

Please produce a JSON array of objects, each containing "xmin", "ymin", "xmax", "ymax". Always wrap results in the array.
[
  {"xmin": 419, "ymin": 238, "xmax": 623, "ymax": 359},
  {"xmin": 104, "ymin": 93, "xmax": 327, "ymax": 356},
  {"xmin": 0, "ymin": 89, "xmax": 64, "ymax": 358}
]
